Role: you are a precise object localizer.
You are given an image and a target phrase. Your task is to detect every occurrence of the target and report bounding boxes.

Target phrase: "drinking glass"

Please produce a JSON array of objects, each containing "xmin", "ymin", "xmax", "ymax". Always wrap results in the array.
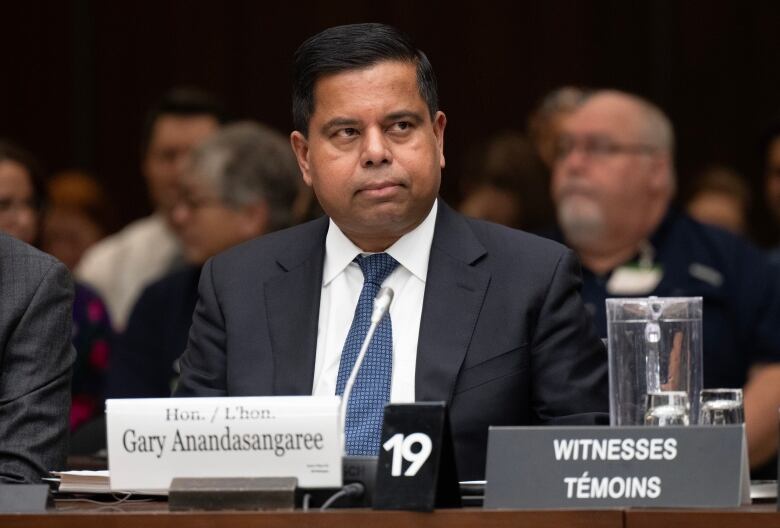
[
  {"xmin": 698, "ymin": 388, "xmax": 744, "ymax": 425},
  {"xmin": 644, "ymin": 391, "xmax": 690, "ymax": 426}
]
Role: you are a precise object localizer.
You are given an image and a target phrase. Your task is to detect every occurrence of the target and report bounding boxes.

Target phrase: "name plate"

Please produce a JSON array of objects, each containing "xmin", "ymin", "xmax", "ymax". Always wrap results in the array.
[
  {"xmin": 106, "ymin": 396, "xmax": 341, "ymax": 491},
  {"xmin": 484, "ymin": 425, "xmax": 748, "ymax": 509}
]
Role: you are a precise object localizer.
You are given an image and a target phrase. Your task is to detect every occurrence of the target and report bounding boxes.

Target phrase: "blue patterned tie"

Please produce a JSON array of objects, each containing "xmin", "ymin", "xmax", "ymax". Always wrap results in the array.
[{"xmin": 335, "ymin": 253, "xmax": 399, "ymax": 455}]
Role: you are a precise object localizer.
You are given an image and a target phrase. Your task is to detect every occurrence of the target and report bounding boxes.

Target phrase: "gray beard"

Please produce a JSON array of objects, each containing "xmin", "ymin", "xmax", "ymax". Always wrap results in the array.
[{"xmin": 557, "ymin": 197, "xmax": 607, "ymax": 248}]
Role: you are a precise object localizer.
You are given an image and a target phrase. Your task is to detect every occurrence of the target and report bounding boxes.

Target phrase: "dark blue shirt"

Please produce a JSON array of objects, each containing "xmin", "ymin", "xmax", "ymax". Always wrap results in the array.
[
  {"xmin": 566, "ymin": 210, "xmax": 780, "ymax": 390},
  {"xmin": 107, "ymin": 265, "xmax": 201, "ymax": 398},
  {"xmin": 551, "ymin": 209, "xmax": 780, "ymax": 478}
]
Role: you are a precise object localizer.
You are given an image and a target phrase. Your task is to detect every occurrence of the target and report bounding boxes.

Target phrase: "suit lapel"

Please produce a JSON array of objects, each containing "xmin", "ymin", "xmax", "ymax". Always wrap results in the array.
[
  {"xmin": 416, "ymin": 203, "xmax": 490, "ymax": 403},
  {"xmin": 264, "ymin": 217, "xmax": 328, "ymax": 395}
]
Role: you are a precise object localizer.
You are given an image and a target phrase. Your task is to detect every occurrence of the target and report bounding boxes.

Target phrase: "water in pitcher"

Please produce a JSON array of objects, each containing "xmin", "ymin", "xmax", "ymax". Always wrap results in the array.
[{"xmin": 607, "ymin": 315, "xmax": 701, "ymax": 425}]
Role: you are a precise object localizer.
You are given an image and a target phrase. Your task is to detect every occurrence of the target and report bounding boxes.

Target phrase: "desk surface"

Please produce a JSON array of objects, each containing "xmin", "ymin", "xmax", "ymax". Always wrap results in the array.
[
  {"xmin": 0, "ymin": 502, "xmax": 777, "ymax": 528},
  {"xmin": 0, "ymin": 503, "xmax": 620, "ymax": 528},
  {"xmin": 624, "ymin": 505, "xmax": 780, "ymax": 528}
]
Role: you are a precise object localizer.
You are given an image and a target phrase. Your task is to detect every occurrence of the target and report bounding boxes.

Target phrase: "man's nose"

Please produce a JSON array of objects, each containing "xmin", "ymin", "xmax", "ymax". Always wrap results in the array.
[
  {"xmin": 171, "ymin": 201, "xmax": 189, "ymax": 227},
  {"xmin": 360, "ymin": 128, "xmax": 392, "ymax": 168},
  {"xmin": 173, "ymin": 151, "xmax": 192, "ymax": 178},
  {"xmin": 555, "ymin": 142, "xmax": 589, "ymax": 175}
]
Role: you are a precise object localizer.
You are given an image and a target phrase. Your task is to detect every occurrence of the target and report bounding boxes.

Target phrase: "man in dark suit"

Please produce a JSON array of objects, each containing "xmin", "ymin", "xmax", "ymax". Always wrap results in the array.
[
  {"xmin": 0, "ymin": 232, "xmax": 74, "ymax": 483},
  {"xmin": 176, "ymin": 23, "xmax": 607, "ymax": 480}
]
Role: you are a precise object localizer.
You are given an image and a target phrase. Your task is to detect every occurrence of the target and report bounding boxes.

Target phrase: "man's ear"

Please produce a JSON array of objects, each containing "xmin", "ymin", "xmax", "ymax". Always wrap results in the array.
[
  {"xmin": 290, "ymin": 131, "xmax": 312, "ymax": 187},
  {"xmin": 432, "ymin": 111, "xmax": 447, "ymax": 169},
  {"xmin": 649, "ymin": 153, "xmax": 674, "ymax": 195}
]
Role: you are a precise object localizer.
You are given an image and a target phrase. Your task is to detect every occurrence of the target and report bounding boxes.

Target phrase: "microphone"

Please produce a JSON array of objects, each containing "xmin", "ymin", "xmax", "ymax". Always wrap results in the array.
[{"xmin": 339, "ymin": 287, "xmax": 395, "ymax": 454}]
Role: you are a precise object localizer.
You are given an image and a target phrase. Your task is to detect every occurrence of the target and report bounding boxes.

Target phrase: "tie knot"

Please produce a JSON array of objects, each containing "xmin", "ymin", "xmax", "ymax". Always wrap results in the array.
[{"xmin": 356, "ymin": 253, "xmax": 398, "ymax": 286}]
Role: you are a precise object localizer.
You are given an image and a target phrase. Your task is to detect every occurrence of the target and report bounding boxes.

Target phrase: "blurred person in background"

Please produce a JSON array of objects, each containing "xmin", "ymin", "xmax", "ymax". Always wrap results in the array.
[
  {"xmin": 760, "ymin": 121, "xmax": 780, "ymax": 264},
  {"xmin": 459, "ymin": 131, "xmax": 554, "ymax": 231},
  {"xmin": 459, "ymin": 88, "xmax": 586, "ymax": 232},
  {"xmin": 107, "ymin": 121, "xmax": 301, "ymax": 398},
  {"xmin": 528, "ymin": 86, "xmax": 589, "ymax": 170},
  {"xmin": 0, "ymin": 139, "xmax": 112, "ymax": 433},
  {"xmin": 549, "ymin": 90, "xmax": 780, "ymax": 477},
  {"xmin": 76, "ymin": 87, "xmax": 226, "ymax": 330},
  {"xmin": 684, "ymin": 165, "xmax": 751, "ymax": 236},
  {"xmin": 41, "ymin": 170, "xmax": 114, "ymax": 270},
  {"xmin": 0, "ymin": 141, "xmax": 46, "ymax": 246}
]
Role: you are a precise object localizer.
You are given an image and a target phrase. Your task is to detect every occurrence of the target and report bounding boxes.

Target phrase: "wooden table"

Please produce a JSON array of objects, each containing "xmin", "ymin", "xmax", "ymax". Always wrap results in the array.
[
  {"xmin": 0, "ymin": 501, "xmax": 619, "ymax": 528},
  {"xmin": 625, "ymin": 504, "xmax": 780, "ymax": 528},
  {"xmin": 0, "ymin": 502, "xmax": 778, "ymax": 528}
]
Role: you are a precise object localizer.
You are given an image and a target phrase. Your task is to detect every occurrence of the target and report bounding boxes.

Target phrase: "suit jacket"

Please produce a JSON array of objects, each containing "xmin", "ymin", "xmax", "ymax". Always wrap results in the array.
[
  {"xmin": 0, "ymin": 233, "xmax": 75, "ymax": 483},
  {"xmin": 108, "ymin": 265, "xmax": 200, "ymax": 398},
  {"xmin": 176, "ymin": 202, "xmax": 608, "ymax": 480}
]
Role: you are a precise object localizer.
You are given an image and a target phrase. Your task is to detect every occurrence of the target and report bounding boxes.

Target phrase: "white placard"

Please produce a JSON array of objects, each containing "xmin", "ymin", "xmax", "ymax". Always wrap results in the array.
[{"xmin": 106, "ymin": 396, "xmax": 341, "ymax": 491}]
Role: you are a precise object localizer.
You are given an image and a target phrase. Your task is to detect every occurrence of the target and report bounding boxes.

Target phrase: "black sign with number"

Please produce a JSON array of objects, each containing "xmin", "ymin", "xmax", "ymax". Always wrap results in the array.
[{"xmin": 373, "ymin": 402, "xmax": 461, "ymax": 511}]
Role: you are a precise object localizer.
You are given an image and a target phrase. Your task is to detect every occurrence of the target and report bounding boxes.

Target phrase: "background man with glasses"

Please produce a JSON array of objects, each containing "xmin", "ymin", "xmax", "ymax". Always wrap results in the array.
[{"xmin": 550, "ymin": 89, "xmax": 780, "ymax": 478}]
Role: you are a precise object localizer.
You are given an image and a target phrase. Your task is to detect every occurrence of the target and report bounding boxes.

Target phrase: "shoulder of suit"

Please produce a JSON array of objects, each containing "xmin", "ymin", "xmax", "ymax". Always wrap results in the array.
[
  {"xmin": 461, "ymin": 215, "xmax": 570, "ymax": 259},
  {"xmin": 664, "ymin": 212, "xmax": 767, "ymax": 273},
  {"xmin": 0, "ymin": 233, "xmax": 70, "ymax": 303},
  {"xmin": 139, "ymin": 264, "xmax": 201, "ymax": 299},
  {"xmin": 208, "ymin": 217, "xmax": 328, "ymax": 271},
  {"xmin": 0, "ymin": 232, "xmax": 61, "ymax": 267}
]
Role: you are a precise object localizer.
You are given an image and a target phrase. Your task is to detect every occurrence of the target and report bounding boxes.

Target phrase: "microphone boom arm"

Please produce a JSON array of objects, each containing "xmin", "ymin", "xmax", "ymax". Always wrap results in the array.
[{"xmin": 339, "ymin": 287, "xmax": 395, "ymax": 455}]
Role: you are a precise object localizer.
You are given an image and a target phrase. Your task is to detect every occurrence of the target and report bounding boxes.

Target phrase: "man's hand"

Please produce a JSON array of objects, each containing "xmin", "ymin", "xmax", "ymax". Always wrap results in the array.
[{"xmin": 744, "ymin": 363, "xmax": 780, "ymax": 468}]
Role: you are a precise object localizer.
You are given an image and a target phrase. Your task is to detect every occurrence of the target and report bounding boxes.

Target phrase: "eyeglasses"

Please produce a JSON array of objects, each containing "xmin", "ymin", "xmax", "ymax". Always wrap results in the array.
[
  {"xmin": 173, "ymin": 193, "xmax": 222, "ymax": 212},
  {"xmin": 555, "ymin": 134, "xmax": 658, "ymax": 161}
]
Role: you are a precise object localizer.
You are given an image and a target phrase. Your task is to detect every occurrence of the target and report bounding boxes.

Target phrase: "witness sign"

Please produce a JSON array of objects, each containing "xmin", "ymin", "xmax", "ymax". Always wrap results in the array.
[{"xmin": 484, "ymin": 425, "xmax": 749, "ymax": 509}]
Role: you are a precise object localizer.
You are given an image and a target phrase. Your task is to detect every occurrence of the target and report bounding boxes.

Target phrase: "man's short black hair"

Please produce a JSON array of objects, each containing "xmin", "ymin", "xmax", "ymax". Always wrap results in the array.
[
  {"xmin": 140, "ymin": 87, "xmax": 228, "ymax": 155},
  {"xmin": 291, "ymin": 23, "xmax": 438, "ymax": 135}
]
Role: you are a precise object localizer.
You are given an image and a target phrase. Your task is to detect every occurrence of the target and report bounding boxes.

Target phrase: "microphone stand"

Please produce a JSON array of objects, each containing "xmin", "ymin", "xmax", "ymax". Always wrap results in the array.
[{"xmin": 339, "ymin": 287, "xmax": 394, "ymax": 455}]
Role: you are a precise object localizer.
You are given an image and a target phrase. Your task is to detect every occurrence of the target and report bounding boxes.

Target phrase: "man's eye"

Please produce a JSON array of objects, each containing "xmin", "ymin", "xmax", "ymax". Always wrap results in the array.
[
  {"xmin": 337, "ymin": 128, "xmax": 359, "ymax": 138},
  {"xmin": 391, "ymin": 121, "xmax": 411, "ymax": 132},
  {"xmin": 554, "ymin": 138, "xmax": 574, "ymax": 160},
  {"xmin": 587, "ymin": 140, "xmax": 617, "ymax": 156}
]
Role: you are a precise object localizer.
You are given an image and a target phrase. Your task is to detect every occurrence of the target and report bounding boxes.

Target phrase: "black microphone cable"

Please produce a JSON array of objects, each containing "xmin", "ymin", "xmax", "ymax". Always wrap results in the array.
[{"xmin": 319, "ymin": 482, "xmax": 366, "ymax": 511}]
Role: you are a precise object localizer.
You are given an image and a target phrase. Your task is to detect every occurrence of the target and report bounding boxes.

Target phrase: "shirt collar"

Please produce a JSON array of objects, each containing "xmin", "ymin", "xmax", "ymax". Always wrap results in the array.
[{"xmin": 323, "ymin": 199, "xmax": 438, "ymax": 285}]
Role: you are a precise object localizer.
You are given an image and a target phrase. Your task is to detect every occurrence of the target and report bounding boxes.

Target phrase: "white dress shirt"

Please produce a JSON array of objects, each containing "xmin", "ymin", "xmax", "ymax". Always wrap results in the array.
[
  {"xmin": 75, "ymin": 213, "xmax": 182, "ymax": 330},
  {"xmin": 311, "ymin": 200, "xmax": 438, "ymax": 403}
]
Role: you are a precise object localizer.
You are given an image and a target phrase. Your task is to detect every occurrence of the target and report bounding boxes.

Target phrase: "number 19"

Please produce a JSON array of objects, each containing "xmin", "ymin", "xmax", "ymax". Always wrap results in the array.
[{"xmin": 382, "ymin": 433, "xmax": 432, "ymax": 477}]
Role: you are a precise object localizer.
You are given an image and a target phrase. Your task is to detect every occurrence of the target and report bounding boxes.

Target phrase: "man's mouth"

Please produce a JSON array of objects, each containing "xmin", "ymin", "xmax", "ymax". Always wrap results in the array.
[
  {"xmin": 557, "ymin": 184, "xmax": 597, "ymax": 200},
  {"xmin": 358, "ymin": 180, "xmax": 404, "ymax": 198}
]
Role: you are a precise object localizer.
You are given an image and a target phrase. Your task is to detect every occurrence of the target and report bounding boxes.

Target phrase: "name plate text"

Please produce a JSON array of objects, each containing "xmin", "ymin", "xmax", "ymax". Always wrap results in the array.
[{"xmin": 106, "ymin": 396, "xmax": 341, "ymax": 491}]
